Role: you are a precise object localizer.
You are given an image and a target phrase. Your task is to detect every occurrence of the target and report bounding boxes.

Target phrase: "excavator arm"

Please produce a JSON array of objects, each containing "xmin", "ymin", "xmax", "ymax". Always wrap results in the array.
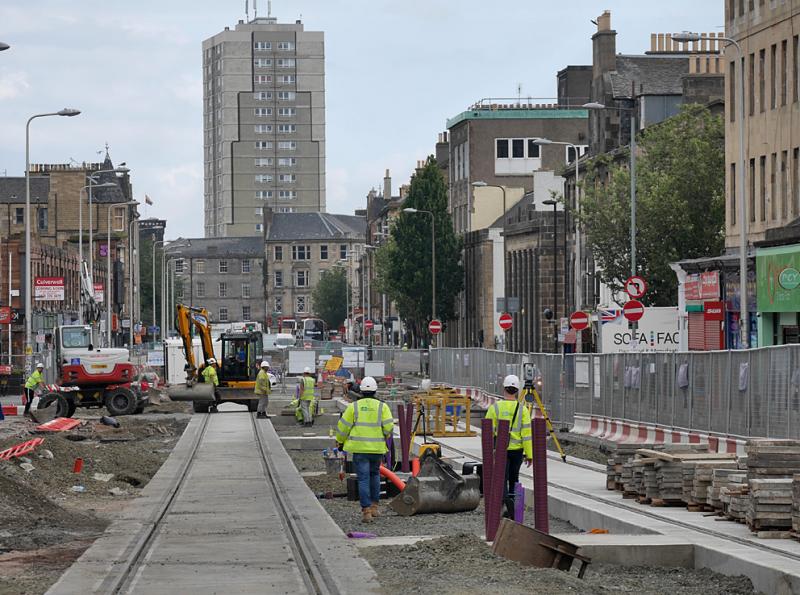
[
  {"xmin": 175, "ymin": 304, "xmax": 217, "ymax": 380},
  {"xmin": 169, "ymin": 304, "xmax": 217, "ymax": 404}
]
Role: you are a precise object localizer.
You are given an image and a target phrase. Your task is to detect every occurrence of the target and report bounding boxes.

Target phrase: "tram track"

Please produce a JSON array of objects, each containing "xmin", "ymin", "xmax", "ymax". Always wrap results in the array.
[{"xmin": 439, "ymin": 439, "xmax": 800, "ymax": 565}]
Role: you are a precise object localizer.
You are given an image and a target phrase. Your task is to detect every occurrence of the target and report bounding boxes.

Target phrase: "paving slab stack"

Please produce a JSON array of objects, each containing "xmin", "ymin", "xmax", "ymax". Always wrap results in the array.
[
  {"xmin": 744, "ymin": 440, "xmax": 800, "ymax": 533},
  {"xmin": 606, "ymin": 443, "xmax": 653, "ymax": 491},
  {"xmin": 709, "ymin": 469, "xmax": 748, "ymax": 511},
  {"xmin": 793, "ymin": 474, "xmax": 800, "ymax": 537},
  {"xmin": 689, "ymin": 461, "xmax": 739, "ymax": 508}
]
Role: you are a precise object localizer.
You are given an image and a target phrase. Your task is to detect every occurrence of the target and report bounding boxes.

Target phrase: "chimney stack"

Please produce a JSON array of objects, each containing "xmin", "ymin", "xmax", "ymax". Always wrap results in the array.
[
  {"xmin": 383, "ymin": 169, "xmax": 392, "ymax": 200},
  {"xmin": 592, "ymin": 10, "xmax": 617, "ymax": 80}
]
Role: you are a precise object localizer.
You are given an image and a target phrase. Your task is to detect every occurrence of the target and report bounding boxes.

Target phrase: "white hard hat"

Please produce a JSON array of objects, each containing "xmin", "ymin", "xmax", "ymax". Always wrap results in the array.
[
  {"xmin": 420, "ymin": 379, "xmax": 431, "ymax": 392},
  {"xmin": 503, "ymin": 374, "xmax": 521, "ymax": 390},
  {"xmin": 36, "ymin": 363, "xmax": 44, "ymax": 368},
  {"xmin": 260, "ymin": 361, "xmax": 270, "ymax": 368},
  {"xmin": 207, "ymin": 358, "xmax": 216, "ymax": 364},
  {"xmin": 360, "ymin": 376, "xmax": 378, "ymax": 393},
  {"xmin": 303, "ymin": 366, "xmax": 312, "ymax": 373}
]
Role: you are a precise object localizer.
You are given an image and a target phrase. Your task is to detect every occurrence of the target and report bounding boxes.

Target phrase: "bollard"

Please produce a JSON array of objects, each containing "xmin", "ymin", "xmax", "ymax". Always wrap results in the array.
[
  {"xmin": 480, "ymin": 418, "xmax": 494, "ymax": 539},
  {"xmin": 73, "ymin": 458, "xmax": 84, "ymax": 473},
  {"xmin": 532, "ymin": 416, "xmax": 549, "ymax": 533},
  {"xmin": 404, "ymin": 403, "xmax": 414, "ymax": 460},
  {"xmin": 398, "ymin": 404, "xmax": 410, "ymax": 473},
  {"xmin": 488, "ymin": 419, "xmax": 510, "ymax": 542},
  {"xmin": 385, "ymin": 434, "xmax": 395, "ymax": 470},
  {"xmin": 514, "ymin": 482, "xmax": 525, "ymax": 523}
]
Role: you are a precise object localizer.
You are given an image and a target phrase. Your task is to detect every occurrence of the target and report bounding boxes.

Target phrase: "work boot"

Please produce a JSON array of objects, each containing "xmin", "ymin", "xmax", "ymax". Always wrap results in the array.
[
  {"xmin": 503, "ymin": 496, "xmax": 515, "ymax": 520},
  {"xmin": 369, "ymin": 502, "xmax": 380, "ymax": 518},
  {"xmin": 361, "ymin": 507, "xmax": 373, "ymax": 524}
]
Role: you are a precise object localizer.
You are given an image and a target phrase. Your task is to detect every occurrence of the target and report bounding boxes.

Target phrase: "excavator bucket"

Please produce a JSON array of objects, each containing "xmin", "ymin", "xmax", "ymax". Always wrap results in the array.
[
  {"xmin": 388, "ymin": 453, "xmax": 481, "ymax": 516},
  {"xmin": 167, "ymin": 383, "xmax": 216, "ymax": 402}
]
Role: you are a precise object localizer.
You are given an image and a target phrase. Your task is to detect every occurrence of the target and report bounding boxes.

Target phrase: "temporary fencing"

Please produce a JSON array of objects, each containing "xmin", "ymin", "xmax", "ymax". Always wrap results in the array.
[{"xmin": 430, "ymin": 344, "xmax": 800, "ymax": 440}]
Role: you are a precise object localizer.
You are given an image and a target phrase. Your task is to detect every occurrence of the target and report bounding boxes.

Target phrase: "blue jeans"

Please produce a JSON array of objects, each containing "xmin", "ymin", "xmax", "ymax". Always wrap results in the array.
[{"xmin": 352, "ymin": 453, "xmax": 382, "ymax": 509}]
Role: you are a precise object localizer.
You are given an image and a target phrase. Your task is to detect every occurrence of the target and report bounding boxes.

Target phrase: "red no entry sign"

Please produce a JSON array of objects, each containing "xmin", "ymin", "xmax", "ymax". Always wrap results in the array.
[
  {"xmin": 499, "ymin": 312, "xmax": 513, "ymax": 331},
  {"xmin": 570, "ymin": 311, "xmax": 590, "ymax": 331},
  {"xmin": 364, "ymin": 319, "xmax": 374, "ymax": 331},
  {"xmin": 622, "ymin": 300, "xmax": 645, "ymax": 322},
  {"xmin": 428, "ymin": 319, "xmax": 442, "ymax": 334}
]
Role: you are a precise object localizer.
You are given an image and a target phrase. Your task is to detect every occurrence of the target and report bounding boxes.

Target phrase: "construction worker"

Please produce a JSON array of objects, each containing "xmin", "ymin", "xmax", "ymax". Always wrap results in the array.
[
  {"xmin": 299, "ymin": 366, "xmax": 316, "ymax": 427},
  {"xmin": 255, "ymin": 360, "xmax": 271, "ymax": 419},
  {"xmin": 486, "ymin": 374, "xmax": 532, "ymax": 519},
  {"xmin": 335, "ymin": 376, "xmax": 394, "ymax": 524},
  {"xmin": 24, "ymin": 363, "xmax": 46, "ymax": 415},
  {"xmin": 202, "ymin": 358, "xmax": 219, "ymax": 387}
]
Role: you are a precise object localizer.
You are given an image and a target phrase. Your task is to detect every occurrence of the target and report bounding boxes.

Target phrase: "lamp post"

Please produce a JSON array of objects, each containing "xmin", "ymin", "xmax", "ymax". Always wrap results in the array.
[
  {"xmin": 543, "ymin": 198, "xmax": 559, "ymax": 351},
  {"xmin": 534, "ymin": 138, "xmax": 583, "ymax": 311},
  {"xmin": 106, "ymin": 200, "xmax": 138, "ymax": 346},
  {"xmin": 161, "ymin": 240, "xmax": 190, "ymax": 339},
  {"xmin": 25, "ymin": 109, "xmax": 81, "ymax": 365},
  {"xmin": 583, "ymin": 102, "xmax": 638, "ymax": 279},
  {"xmin": 674, "ymin": 31, "xmax": 748, "ymax": 348},
  {"xmin": 87, "ymin": 165, "xmax": 129, "ymax": 284},
  {"xmin": 403, "ymin": 208, "xmax": 436, "ymax": 346},
  {"xmin": 471, "ymin": 181, "xmax": 509, "ymax": 349},
  {"xmin": 78, "ymin": 182, "xmax": 116, "ymax": 327}
]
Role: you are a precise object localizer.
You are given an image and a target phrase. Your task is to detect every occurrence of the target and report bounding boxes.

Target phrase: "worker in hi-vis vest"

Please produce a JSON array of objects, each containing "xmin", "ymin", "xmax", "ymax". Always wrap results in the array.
[
  {"xmin": 254, "ymin": 360, "xmax": 271, "ymax": 419},
  {"xmin": 486, "ymin": 374, "xmax": 532, "ymax": 519},
  {"xmin": 24, "ymin": 362, "xmax": 46, "ymax": 415},
  {"xmin": 335, "ymin": 376, "xmax": 394, "ymax": 523},
  {"xmin": 299, "ymin": 366, "xmax": 316, "ymax": 427}
]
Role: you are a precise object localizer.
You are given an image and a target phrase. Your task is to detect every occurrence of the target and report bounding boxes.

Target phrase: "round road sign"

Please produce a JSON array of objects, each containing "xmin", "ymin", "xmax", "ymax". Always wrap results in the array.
[
  {"xmin": 625, "ymin": 276, "xmax": 647, "ymax": 299},
  {"xmin": 364, "ymin": 319, "xmax": 374, "ymax": 331},
  {"xmin": 428, "ymin": 319, "xmax": 442, "ymax": 335},
  {"xmin": 499, "ymin": 312, "xmax": 513, "ymax": 332},
  {"xmin": 570, "ymin": 311, "xmax": 590, "ymax": 331},
  {"xmin": 622, "ymin": 299, "xmax": 645, "ymax": 322}
]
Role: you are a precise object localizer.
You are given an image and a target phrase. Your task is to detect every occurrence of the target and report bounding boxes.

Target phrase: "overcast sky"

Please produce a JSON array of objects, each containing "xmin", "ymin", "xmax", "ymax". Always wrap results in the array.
[{"xmin": 0, "ymin": 1, "xmax": 722, "ymax": 239}]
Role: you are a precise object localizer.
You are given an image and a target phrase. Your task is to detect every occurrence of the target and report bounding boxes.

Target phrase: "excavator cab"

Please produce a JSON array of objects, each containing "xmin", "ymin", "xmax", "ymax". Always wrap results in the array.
[{"xmin": 219, "ymin": 332, "xmax": 262, "ymax": 384}]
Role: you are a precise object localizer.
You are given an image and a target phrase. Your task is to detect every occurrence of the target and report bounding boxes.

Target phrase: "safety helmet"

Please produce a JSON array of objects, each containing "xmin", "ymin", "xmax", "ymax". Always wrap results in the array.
[
  {"xmin": 36, "ymin": 363, "xmax": 44, "ymax": 369},
  {"xmin": 207, "ymin": 358, "xmax": 216, "ymax": 365},
  {"xmin": 420, "ymin": 379, "xmax": 431, "ymax": 392},
  {"xmin": 303, "ymin": 366, "xmax": 312, "ymax": 374},
  {"xmin": 260, "ymin": 361, "xmax": 270, "ymax": 368},
  {"xmin": 360, "ymin": 376, "xmax": 378, "ymax": 393},
  {"xmin": 503, "ymin": 374, "xmax": 521, "ymax": 391}
]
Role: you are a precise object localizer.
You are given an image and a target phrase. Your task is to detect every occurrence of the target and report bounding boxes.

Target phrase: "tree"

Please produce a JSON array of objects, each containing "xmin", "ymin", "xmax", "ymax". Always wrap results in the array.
[
  {"xmin": 580, "ymin": 104, "xmax": 725, "ymax": 306},
  {"xmin": 376, "ymin": 156, "xmax": 463, "ymax": 344},
  {"xmin": 311, "ymin": 268, "xmax": 349, "ymax": 330}
]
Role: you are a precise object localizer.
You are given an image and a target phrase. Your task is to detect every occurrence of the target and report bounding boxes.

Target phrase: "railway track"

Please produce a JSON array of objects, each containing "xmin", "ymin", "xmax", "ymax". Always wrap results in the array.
[{"xmin": 95, "ymin": 411, "xmax": 339, "ymax": 594}]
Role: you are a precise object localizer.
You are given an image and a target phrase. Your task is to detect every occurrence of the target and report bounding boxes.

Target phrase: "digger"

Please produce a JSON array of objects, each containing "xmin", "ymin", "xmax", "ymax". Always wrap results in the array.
[{"xmin": 167, "ymin": 304, "xmax": 264, "ymax": 413}]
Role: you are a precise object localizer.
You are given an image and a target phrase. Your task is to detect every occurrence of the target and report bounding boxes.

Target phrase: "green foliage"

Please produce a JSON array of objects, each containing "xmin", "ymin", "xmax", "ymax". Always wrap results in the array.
[
  {"xmin": 311, "ymin": 268, "xmax": 349, "ymax": 329},
  {"xmin": 580, "ymin": 104, "xmax": 725, "ymax": 306},
  {"xmin": 376, "ymin": 157, "xmax": 463, "ymax": 338}
]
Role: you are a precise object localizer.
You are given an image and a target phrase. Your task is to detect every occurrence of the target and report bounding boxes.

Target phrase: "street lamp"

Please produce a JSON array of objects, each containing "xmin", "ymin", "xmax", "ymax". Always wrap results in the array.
[
  {"xmin": 582, "ymin": 102, "xmax": 638, "ymax": 279},
  {"xmin": 534, "ymin": 138, "xmax": 584, "ymax": 311},
  {"xmin": 78, "ymin": 182, "xmax": 116, "ymax": 325},
  {"xmin": 543, "ymin": 198, "xmax": 559, "ymax": 352},
  {"xmin": 0, "ymin": 43, "xmax": 10, "ymax": 51},
  {"xmin": 403, "ymin": 207, "xmax": 436, "ymax": 346},
  {"xmin": 471, "ymin": 181, "xmax": 509, "ymax": 349},
  {"xmin": 25, "ymin": 108, "xmax": 81, "ymax": 365},
  {"xmin": 161, "ymin": 240, "xmax": 190, "ymax": 338},
  {"xmin": 674, "ymin": 31, "xmax": 749, "ymax": 348},
  {"xmin": 106, "ymin": 200, "xmax": 138, "ymax": 346},
  {"xmin": 87, "ymin": 165, "xmax": 130, "ymax": 283}
]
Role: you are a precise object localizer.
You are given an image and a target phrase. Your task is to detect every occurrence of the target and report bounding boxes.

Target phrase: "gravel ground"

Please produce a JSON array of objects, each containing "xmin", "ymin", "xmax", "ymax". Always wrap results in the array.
[
  {"xmin": 361, "ymin": 534, "xmax": 757, "ymax": 595},
  {"xmin": 0, "ymin": 406, "xmax": 189, "ymax": 594},
  {"xmin": 548, "ymin": 439, "xmax": 609, "ymax": 465}
]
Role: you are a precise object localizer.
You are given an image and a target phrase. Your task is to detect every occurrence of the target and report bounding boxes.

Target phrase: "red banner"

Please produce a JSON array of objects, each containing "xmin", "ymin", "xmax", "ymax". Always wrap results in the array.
[
  {"xmin": 0, "ymin": 307, "xmax": 10, "ymax": 324},
  {"xmin": 685, "ymin": 275, "xmax": 701, "ymax": 300},
  {"xmin": 700, "ymin": 271, "xmax": 720, "ymax": 300}
]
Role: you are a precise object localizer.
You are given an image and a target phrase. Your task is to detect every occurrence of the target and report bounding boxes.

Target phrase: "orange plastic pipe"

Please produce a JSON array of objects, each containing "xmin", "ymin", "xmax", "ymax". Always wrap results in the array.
[
  {"xmin": 411, "ymin": 458, "xmax": 420, "ymax": 477},
  {"xmin": 379, "ymin": 465, "xmax": 406, "ymax": 491}
]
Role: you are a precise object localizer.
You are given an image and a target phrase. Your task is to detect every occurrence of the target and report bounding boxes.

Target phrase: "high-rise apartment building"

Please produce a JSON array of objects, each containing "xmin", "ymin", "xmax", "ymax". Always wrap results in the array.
[{"xmin": 203, "ymin": 17, "xmax": 325, "ymax": 238}]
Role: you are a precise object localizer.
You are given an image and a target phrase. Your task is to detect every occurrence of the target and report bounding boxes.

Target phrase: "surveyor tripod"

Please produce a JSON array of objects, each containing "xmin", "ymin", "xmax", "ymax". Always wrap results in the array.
[{"xmin": 520, "ymin": 380, "xmax": 567, "ymax": 462}]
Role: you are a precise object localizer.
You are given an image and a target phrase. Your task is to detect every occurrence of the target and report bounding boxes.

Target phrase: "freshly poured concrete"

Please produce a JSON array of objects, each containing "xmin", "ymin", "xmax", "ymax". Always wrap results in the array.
[{"xmin": 47, "ymin": 404, "xmax": 378, "ymax": 594}]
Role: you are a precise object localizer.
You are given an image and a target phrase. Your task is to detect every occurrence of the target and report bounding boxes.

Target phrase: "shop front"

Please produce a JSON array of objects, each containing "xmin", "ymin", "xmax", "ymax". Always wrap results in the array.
[{"xmin": 756, "ymin": 244, "xmax": 800, "ymax": 346}]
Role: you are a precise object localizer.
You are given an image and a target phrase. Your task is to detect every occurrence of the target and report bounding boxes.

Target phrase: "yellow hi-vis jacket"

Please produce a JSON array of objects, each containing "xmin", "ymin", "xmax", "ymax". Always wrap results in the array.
[
  {"xmin": 25, "ymin": 370, "xmax": 44, "ymax": 390},
  {"xmin": 335, "ymin": 397, "xmax": 394, "ymax": 454},
  {"xmin": 255, "ymin": 370, "xmax": 271, "ymax": 395},
  {"xmin": 201, "ymin": 365, "xmax": 219, "ymax": 387},
  {"xmin": 486, "ymin": 399, "xmax": 532, "ymax": 459},
  {"xmin": 300, "ymin": 376, "xmax": 315, "ymax": 401}
]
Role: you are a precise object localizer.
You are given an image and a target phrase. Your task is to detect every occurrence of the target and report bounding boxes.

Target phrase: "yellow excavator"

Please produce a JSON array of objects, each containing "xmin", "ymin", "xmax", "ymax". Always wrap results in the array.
[{"xmin": 167, "ymin": 304, "xmax": 264, "ymax": 413}]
